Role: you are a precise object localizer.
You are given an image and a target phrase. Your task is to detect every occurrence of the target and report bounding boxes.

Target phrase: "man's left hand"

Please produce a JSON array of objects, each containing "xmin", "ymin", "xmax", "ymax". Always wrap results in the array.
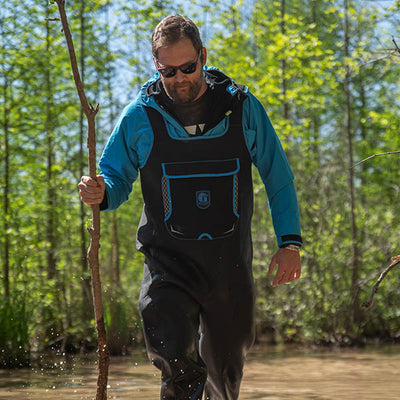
[{"xmin": 268, "ymin": 247, "xmax": 301, "ymax": 287}]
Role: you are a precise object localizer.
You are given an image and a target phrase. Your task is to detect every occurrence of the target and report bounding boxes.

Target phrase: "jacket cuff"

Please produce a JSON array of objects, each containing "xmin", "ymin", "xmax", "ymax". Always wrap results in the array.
[
  {"xmin": 279, "ymin": 234, "xmax": 303, "ymax": 248},
  {"xmin": 99, "ymin": 192, "xmax": 109, "ymax": 211}
]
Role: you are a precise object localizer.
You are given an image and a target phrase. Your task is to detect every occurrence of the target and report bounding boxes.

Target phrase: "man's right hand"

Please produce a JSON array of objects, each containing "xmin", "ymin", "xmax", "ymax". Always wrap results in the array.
[{"xmin": 78, "ymin": 175, "xmax": 105, "ymax": 206}]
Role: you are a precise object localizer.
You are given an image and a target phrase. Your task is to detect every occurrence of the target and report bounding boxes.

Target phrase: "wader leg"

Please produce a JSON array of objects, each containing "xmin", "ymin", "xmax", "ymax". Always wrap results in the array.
[
  {"xmin": 139, "ymin": 281, "xmax": 207, "ymax": 400},
  {"xmin": 200, "ymin": 286, "xmax": 255, "ymax": 400}
]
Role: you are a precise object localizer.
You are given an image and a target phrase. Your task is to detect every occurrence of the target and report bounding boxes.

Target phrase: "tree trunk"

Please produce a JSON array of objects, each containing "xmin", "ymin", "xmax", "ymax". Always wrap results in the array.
[
  {"xmin": 343, "ymin": 0, "xmax": 360, "ymax": 329},
  {"xmin": 108, "ymin": 210, "xmax": 125, "ymax": 354},
  {"xmin": 280, "ymin": 0, "xmax": 289, "ymax": 120},
  {"xmin": 2, "ymin": 75, "xmax": 10, "ymax": 298},
  {"xmin": 358, "ymin": 80, "xmax": 367, "ymax": 208},
  {"xmin": 280, "ymin": 0, "xmax": 291, "ymax": 153},
  {"xmin": 45, "ymin": 15, "xmax": 57, "ymax": 281},
  {"xmin": 104, "ymin": 2, "xmax": 125, "ymax": 354}
]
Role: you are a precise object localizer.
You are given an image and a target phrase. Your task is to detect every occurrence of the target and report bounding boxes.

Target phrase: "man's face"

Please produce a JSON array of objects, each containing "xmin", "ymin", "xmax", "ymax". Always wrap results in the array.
[{"xmin": 155, "ymin": 38, "xmax": 207, "ymax": 104}]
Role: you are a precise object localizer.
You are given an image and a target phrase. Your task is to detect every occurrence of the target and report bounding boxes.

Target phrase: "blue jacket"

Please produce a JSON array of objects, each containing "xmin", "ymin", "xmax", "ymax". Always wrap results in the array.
[{"xmin": 99, "ymin": 67, "xmax": 302, "ymax": 248}]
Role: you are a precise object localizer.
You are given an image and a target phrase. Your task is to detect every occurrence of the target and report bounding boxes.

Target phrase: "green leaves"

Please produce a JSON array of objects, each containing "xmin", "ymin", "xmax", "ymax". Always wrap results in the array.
[
  {"xmin": 1, "ymin": 0, "xmax": 400, "ymax": 357},
  {"xmin": 209, "ymin": 0, "xmax": 400, "ymax": 344}
]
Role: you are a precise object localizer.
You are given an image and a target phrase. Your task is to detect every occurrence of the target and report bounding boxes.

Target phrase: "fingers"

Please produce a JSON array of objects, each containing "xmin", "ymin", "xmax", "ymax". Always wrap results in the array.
[
  {"xmin": 268, "ymin": 257, "xmax": 277, "ymax": 276},
  {"xmin": 292, "ymin": 268, "xmax": 301, "ymax": 280},
  {"xmin": 79, "ymin": 175, "xmax": 104, "ymax": 187},
  {"xmin": 270, "ymin": 248, "xmax": 301, "ymax": 287},
  {"xmin": 272, "ymin": 269, "xmax": 285, "ymax": 287},
  {"xmin": 272, "ymin": 266, "xmax": 301, "ymax": 287},
  {"xmin": 285, "ymin": 269, "xmax": 301, "ymax": 284},
  {"xmin": 78, "ymin": 175, "xmax": 105, "ymax": 206},
  {"xmin": 286, "ymin": 267, "xmax": 300, "ymax": 282}
]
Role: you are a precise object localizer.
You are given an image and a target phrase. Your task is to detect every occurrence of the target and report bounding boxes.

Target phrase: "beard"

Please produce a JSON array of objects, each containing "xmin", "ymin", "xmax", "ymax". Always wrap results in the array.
[{"xmin": 162, "ymin": 72, "xmax": 204, "ymax": 104}]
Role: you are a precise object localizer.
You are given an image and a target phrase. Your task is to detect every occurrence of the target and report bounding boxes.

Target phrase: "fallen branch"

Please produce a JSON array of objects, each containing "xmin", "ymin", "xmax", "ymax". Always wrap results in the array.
[
  {"xmin": 362, "ymin": 255, "xmax": 400, "ymax": 308},
  {"xmin": 51, "ymin": 1, "xmax": 109, "ymax": 399},
  {"xmin": 352, "ymin": 150, "xmax": 400, "ymax": 168}
]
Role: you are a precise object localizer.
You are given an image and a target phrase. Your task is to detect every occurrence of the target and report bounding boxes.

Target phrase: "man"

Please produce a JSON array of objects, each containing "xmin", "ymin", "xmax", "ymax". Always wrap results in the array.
[{"xmin": 79, "ymin": 14, "xmax": 302, "ymax": 400}]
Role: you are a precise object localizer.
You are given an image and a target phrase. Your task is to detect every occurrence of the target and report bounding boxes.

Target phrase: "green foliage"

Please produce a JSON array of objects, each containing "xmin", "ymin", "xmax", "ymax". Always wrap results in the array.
[
  {"xmin": 210, "ymin": 0, "xmax": 400, "ymax": 344},
  {"xmin": 0, "ymin": 293, "xmax": 30, "ymax": 368},
  {"xmin": 1, "ymin": 0, "xmax": 400, "ymax": 369}
]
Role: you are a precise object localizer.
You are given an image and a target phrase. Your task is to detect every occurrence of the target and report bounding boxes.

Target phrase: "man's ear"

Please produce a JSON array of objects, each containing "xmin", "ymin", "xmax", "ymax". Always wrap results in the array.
[
  {"xmin": 201, "ymin": 47, "xmax": 207, "ymax": 66},
  {"xmin": 153, "ymin": 57, "xmax": 158, "ymax": 69}
]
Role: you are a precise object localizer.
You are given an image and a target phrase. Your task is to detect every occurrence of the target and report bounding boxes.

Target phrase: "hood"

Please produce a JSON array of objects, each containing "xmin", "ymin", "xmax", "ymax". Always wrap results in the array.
[{"xmin": 139, "ymin": 67, "xmax": 248, "ymax": 115}]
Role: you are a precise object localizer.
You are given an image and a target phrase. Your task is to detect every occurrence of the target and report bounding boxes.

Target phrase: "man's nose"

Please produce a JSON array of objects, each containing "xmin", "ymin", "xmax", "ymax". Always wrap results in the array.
[{"xmin": 174, "ymin": 69, "xmax": 186, "ymax": 82}]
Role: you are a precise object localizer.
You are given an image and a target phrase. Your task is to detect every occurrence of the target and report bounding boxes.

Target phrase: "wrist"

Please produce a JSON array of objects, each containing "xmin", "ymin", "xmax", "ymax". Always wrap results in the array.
[{"xmin": 282, "ymin": 243, "xmax": 301, "ymax": 252}]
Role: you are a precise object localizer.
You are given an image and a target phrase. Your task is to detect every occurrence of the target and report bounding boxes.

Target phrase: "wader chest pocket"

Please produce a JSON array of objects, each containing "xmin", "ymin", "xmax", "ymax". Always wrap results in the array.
[{"xmin": 161, "ymin": 159, "xmax": 240, "ymax": 240}]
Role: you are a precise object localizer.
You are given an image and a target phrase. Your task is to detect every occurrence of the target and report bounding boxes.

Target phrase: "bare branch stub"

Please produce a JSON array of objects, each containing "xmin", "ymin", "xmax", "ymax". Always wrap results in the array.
[
  {"xmin": 89, "ymin": 103, "xmax": 100, "ymax": 114},
  {"xmin": 392, "ymin": 38, "xmax": 400, "ymax": 54}
]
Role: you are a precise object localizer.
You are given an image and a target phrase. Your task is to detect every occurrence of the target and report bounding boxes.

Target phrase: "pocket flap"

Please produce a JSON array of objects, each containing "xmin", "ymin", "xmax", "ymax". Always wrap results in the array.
[{"xmin": 162, "ymin": 158, "xmax": 240, "ymax": 179}]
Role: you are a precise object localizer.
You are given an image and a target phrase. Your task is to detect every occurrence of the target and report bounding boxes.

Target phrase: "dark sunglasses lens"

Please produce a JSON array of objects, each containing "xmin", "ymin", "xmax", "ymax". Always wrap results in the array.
[
  {"xmin": 181, "ymin": 62, "xmax": 197, "ymax": 74},
  {"xmin": 159, "ymin": 57, "xmax": 198, "ymax": 78},
  {"xmin": 161, "ymin": 67, "xmax": 177, "ymax": 78}
]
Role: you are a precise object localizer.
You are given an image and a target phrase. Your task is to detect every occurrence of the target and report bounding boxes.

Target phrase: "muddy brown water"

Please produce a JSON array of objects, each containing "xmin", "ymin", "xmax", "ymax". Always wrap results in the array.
[{"xmin": 1, "ymin": 344, "xmax": 399, "ymax": 399}]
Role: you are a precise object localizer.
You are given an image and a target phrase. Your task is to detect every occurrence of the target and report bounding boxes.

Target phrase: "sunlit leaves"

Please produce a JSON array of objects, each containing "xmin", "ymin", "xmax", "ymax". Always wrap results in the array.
[
  {"xmin": 208, "ymin": 0, "xmax": 400, "ymax": 344},
  {"xmin": 2, "ymin": 0, "xmax": 400, "ymax": 359}
]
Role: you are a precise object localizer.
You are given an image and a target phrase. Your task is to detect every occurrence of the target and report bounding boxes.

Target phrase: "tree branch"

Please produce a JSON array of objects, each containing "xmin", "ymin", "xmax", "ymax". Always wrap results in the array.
[
  {"xmin": 363, "ymin": 50, "xmax": 396, "ymax": 65},
  {"xmin": 352, "ymin": 151, "xmax": 400, "ymax": 168},
  {"xmin": 363, "ymin": 37, "xmax": 400, "ymax": 65},
  {"xmin": 362, "ymin": 256, "xmax": 400, "ymax": 308},
  {"xmin": 51, "ymin": 2, "xmax": 109, "ymax": 399},
  {"xmin": 392, "ymin": 38, "xmax": 400, "ymax": 54}
]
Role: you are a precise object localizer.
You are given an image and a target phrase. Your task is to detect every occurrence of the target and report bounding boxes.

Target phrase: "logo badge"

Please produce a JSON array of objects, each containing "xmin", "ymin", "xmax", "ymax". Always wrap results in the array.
[
  {"xmin": 196, "ymin": 190, "xmax": 211, "ymax": 209},
  {"xmin": 226, "ymin": 84, "xmax": 238, "ymax": 95}
]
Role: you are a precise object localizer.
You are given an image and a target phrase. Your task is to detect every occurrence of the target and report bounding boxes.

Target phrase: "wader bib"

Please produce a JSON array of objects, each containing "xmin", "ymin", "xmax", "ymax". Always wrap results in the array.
[{"xmin": 137, "ymin": 97, "xmax": 255, "ymax": 400}]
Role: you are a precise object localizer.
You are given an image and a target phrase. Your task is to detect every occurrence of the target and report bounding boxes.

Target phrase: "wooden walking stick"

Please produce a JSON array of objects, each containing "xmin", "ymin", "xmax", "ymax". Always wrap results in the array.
[{"xmin": 49, "ymin": 1, "xmax": 109, "ymax": 398}]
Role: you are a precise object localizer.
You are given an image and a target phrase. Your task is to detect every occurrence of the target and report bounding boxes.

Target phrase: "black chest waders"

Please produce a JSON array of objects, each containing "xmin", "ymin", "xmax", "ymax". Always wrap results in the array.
[{"xmin": 137, "ymin": 99, "xmax": 255, "ymax": 400}]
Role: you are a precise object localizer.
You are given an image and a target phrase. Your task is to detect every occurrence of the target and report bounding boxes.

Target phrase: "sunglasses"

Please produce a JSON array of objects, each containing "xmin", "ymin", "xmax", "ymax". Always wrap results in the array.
[{"xmin": 155, "ymin": 51, "xmax": 201, "ymax": 78}]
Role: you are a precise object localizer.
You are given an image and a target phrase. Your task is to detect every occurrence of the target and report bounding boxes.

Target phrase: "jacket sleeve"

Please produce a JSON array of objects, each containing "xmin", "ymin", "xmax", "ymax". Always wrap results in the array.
[
  {"xmin": 99, "ymin": 101, "xmax": 153, "ymax": 211},
  {"xmin": 242, "ymin": 93, "xmax": 302, "ymax": 248}
]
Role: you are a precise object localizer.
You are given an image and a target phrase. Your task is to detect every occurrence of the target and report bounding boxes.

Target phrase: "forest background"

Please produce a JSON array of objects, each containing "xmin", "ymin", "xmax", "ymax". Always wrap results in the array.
[{"xmin": 1, "ymin": 0, "xmax": 400, "ymax": 368}]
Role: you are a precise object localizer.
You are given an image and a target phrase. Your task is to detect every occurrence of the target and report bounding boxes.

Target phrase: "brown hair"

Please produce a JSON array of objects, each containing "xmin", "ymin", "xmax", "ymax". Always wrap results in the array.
[{"xmin": 152, "ymin": 15, "xmax": 203, "ymax": 60}]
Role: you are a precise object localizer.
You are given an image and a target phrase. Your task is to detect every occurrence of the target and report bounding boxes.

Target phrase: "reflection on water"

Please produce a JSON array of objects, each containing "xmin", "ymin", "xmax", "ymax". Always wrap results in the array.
[{"xmin": 1, "ymin": 344, "xmax": 400, "ymax": 399}]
